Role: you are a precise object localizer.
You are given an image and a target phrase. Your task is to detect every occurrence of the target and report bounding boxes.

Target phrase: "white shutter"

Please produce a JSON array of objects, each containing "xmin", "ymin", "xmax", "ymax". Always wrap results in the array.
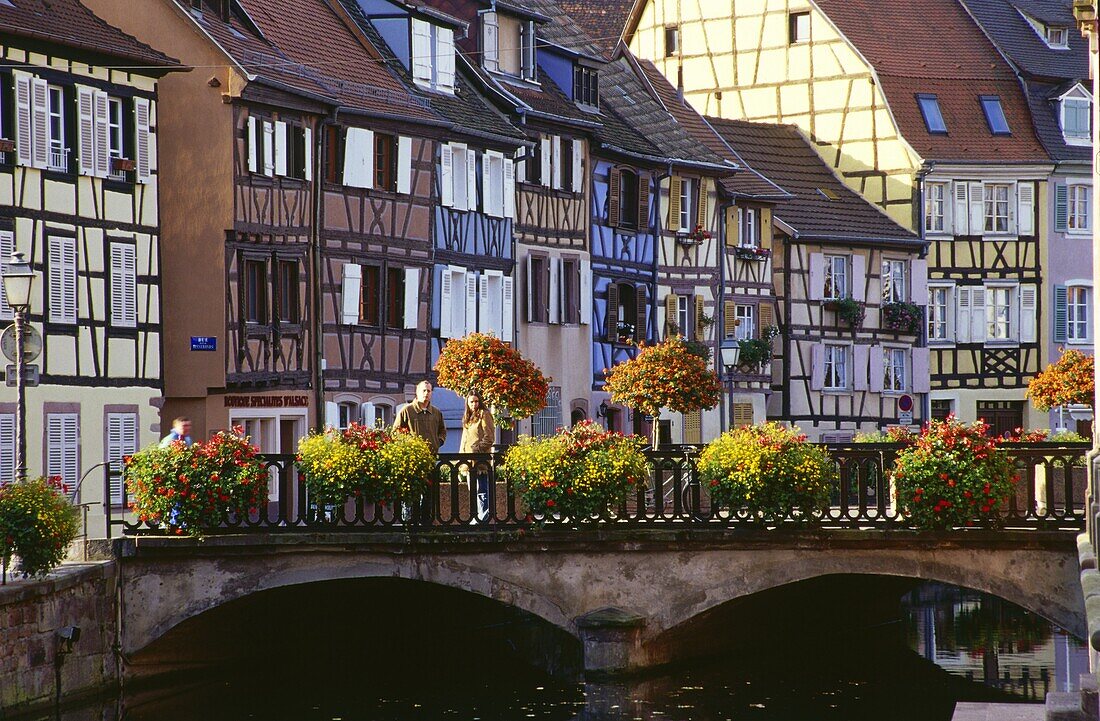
[
  {"xmin": 850, "ymin": 255, "xmax": 866, "ymax": 302},
  {"xmin": 341, "ymin": 263, "xmax": 362, "ymax": 325},
  {"xmin": 110, "ymin": 243, "xmax": 137, "ymax": 328},
  {"xmin": 579, "ymin": 259, "xmax": 592, "ymax": 325},
  {"xmin": 437, "ymin": 27, "xmax": 455, "ymax": 92},
  {"xmin": 956, "ymin": 287, "xmax": 971, "ymax": 343},
  {"xmin": 501, "ymin": 275, "xmax": 514, "ymax": 341},
  {"xmin": 868, "ymin": 345, "xmax": 884, "ymax": 393},
  {"xmin": 46, "ymin": 414, "xmax": 79, "ymax": 497},
  {"xmin": 503, "ymin": 157, "xmax": 515, "ymax": 219},
  {"xmin": 466, "ymin": 149, "xmax": 477, "ymax": 213},
  {"xmin": 548, "ymin": 257, "xmax": 561, "ymax": 324},
  {"xmin": 411, "ymin": 19, "xmax": 432, "ymax": 85},
  {"xmin": 808, "ymin": 253, "xmax": 824, "ymax": 301},
  {"xmin": 77, "ymin": 86, "xmax": 96, "ymax": 176},
  {"xmin": 969, "ymin": 182, "xmax": 984, "ymax": 235},
  {"xmin": 853, "ymin": 344, "xmax": 869, "ymax": 391},
  {"xmin": 483, "ymin": 12, "xmax": 499, "ymax": 71},
  {"xmin": 953, "ymin": 181, "xmax": 968, "ymax": 235},
  {"xmin": 14, "ymin": 71, "xmax": 33, "ymax": 167},
  {"xmin": 551, "ymin": 135, "xmax": 562, "ymax": 190},
  {"xmin": 439, "ymin": 267, "xmax": 454, "ymax": 338},
  {"xmin": 247, "ymin": 116, "xmax": 258, "ymax": 173},
  {"xmin": 404, "ymin": 267, "xmax": 419, "ymax": 329},
  {"xmin": 274, "ymin": 120, "xmax": 288, "ymax": 176},
  {"xmin": 970, "ymin": 287, "xmax": 987, "ymax": 341},
  {"xmin": 31, "ymin": 78, "xmax": 49, "ymax": 169},
  {"xmin": 440, "ymin": 143, "xmax": 454, "ymax": 207},
  {"xmin": 571, "ymin": 138, "xmax": 583, "ymax": 192},
  {"xmin": 478, "ymin": 273, "xmax": 490, "ymax": 333},
  {"xmin": 93, "ymin": 91, "xmax": 110, "ymax": 178},
  {"xmin": 912, "ymin": 348, "xmax": 931, "ymax": 394},
  {"xmin": 262, "ymin": 121, "xmax": 275, "ymax": 177},
  {"xmin": 396, "ymin": 136, "xmax": 412, "ymax": 194},
  {"xmin": 1007, "ymin": 182, "xmax": 1017, "ymax": 235},
  {"xmin": 525, "ymin": 255, "xmax": 534, "ymax": 321},
  {"xmin": 810, "ymin": 344, "xmax": 824, "ymax": 391},
  {"xmin": 134, "ymin": 97, "xmax": 152, "ymax": 183},
  {"xmin": 0, "ymin": 414, "xmax": 14, "ymax": 485},
  {"xmin": 303, "ymin": 126, "xmax": 313, "ymax": 181},
  {"xmin": 0, "ymin": 230, "xmax": 13, "ymax": 319},
  {"xmin": 1017, "ymin": 182, "xmax": 1035, "ymax": 236},
  {"xmin": 325, "ymin": 401, "xmax": 340, "ymax": 429},
  {"xmin": 48, "ymin": 236, "xmax": 77, "ymax": 324},
  {"xmin": 361, "ymin": 402, "xmax": 377, "ymax": 428},
  {"xmin": 909, "ymin": 259, "xmax": 928, "ymax": 305},
  {"xmin": 539, "ymin": 136, "xmax": 551, "ymax": 187},
  {"xmin": 1019, "ymin": 283, "xmax": 1037, "ymax": 343},
  {"xmin": 106, "ymin": 413, "xmax": 138, "ymax": 505},
  {"xmin": 465, "ymin": 271, "xmax": 477, "ymax": 336},
  {"xmin": 482, "ymin": 149, "xmax": 493, "ymax": 215},
  {"xmin": 343, "ymin": 127, "xmax": 374, "ymax": 188}
]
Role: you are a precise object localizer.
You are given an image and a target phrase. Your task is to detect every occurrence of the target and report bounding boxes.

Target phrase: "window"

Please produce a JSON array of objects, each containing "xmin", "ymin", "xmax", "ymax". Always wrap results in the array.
[
  {"xmin": 109, "ymin": 242, "xmax": 137, "ymax": 328},
  {"xmin": 986, "ymin": 286, "xmax": 1012, "ymax": 340},
  {"xmin": 664, "ymin": 25, "xmax": 680, "ymax": 56},
  {"xmin": 677, "ymin": 295, "xmax": 689, "ymax": 339},
  {"xmin": 386, "ymin": 267, "xmax": 405, "ymax": 329},
  {"xmin": 276, "ymin": 260, "xmax": 299, "ymax": 324},
  {"xmin": 917, "ymin": 94, "xmax": 947, "ymax": 134},
  {"xmin": 881, "ymin": 260, "xmax": 906, "ymax": 303},
  {"xmin": 411, "ymin": 19, "xmax": 456, "ymax": 93},
  {"xmin": 983, "ymin": 184, "xmax": 1010, "ymax": 233},
  {"xmin": 1068, "ymin": 285, "xmax": 1090, "ymax": 341},
  {"xmin": 375, "ymin": 133, "xmax": 395, "ymax": 192},
  {"xmin": 337, "ymin": 402, "xmax": 357, "ymax": 430},
  {"xmin": 107, "ymin": 97, "xmax": 124, "ymax": 178},
  {"xmin": 928, "ymin": 286, "xmax": 951, "ymax": 341},
  {"xmin": 492, "ymin": 13, "xmax": 536, "ymax": 81},
  {"xmin": 46, "ymin": 413, "xmax": 79, "ymax": 497},
  {"xmin": 105, "ymin": 412, "xmax": 138, "ymax": 506},
  {"xmin": 482, "ymin": 150, "xmax": 514, "ymax": 219},
  {"xmin": 244, "ymin": 259, "xmax": 268, "ymax": 324},
  {"xmin": 925, "ymin": 182, "xmax": 946, "ymax": 232},
  {"xmin": 324, "ymin": 125, "xmax": 343, "ymax": 183},
  {"xmin": 980, "ymin": 96, "xmax": 1011, "ymax": 135},
  {"xmin": 679, "ymin": 178, "xmax": 692, "ymax": 233},
  {"xmin": 48, "ymin": 235, "xmax": 77, "ymax": 324},
  {"xmin": 1046, "ymin": 25, "xmax": 1069, "ymax": 48},
  {"xmin": 738, "ymin": 207, "xmax": 758, "ymax": 247},
  {"xmin": 735, "ymin": 304, "xmax": 754, "ymax": 341},
  {"xmin": 930, "ymin": 399, "xmax": 953, "ymax": 422},
  {"xmin": 824, "ymin": 344, "xmax": 847, "ymax": 390},
  {"xmin": 619, "ymin": 169, "xmax": 639, "ymax": 230},
  {"xmin": 788, "ymin": 12, "xmax": 810, "ymax": 43},
  {"xmin": 977, "ymin": 400, "xmax": 1024, "ymax": 439},
  {"xmin": 47, "ymin": 85, "xmax": 67, "ymax": 171},
  {"xmin": 562, "ymin": 258, "xmax": 579, "ymax": 325},
  {"xmin": 884, "ymin": 348, "xmax": 906, "ymax": 393},
  {"xmin": 528, "ymin": 256, "xmax": 547, "ymax": 323},
  {"xmin": 573, "ymin": 66, "xmax": 599, "ymax": 109},
  {"xmin": 616, "ymin": 282, "xmax": 637, "ymax": 339},
  {"xmin": 0, "ymin": 414, "xmax": 13, "ymax": 486},
  {"xmin": 1063, "ymin": 96, "xmax": 1091, "ymax": 142},
  {"xmin": 823, "ymin": 255, "xmax": 847, "ymax": 300},
  {"xmin": 531, "ymin": 386, "xmax": 562, "ymax": 437},
  {"xmin": 360, "ymin": 265, "xmax": 381, "ymax": 326},
  {"xmin": 1069, "ymin": 185, "xmax": 1090, "ymax": 231}
]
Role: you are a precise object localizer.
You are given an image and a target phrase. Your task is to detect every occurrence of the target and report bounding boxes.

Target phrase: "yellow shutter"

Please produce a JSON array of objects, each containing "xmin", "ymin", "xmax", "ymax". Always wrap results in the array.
[
  {"xmin": 665, "ymin": 293, "xmax": 679, "ymax": 337},
  {"xmin": 723, "ymin": 299, "xmax": 738, "ymax": 339},
  {"xmin": 725, "ymin": 206, "xmax": 738, "ymax": 247},
  {"xmin": 758, "ymin": 303, "xmax": 774, "ymax": 335},
  {"xmin": 683, "ymin": 409, "xmax": 702, "ymax": 444},
  {"xmin": 732, "ymin": 402, "xmax": 754, "ymax": 429},
  {"xmin": 668, "ymin": 176, "xmax": 682, "ymax": 229},
  {"xmin": 697, "ymin": 177, "xmax": 709, "ymax": 230},
  {"xmin": 760, "ymin": 208, "xmax": 773, "ymax": 251},
  {"xmin": 695, "ymin": 295, "xmax": 706, "ymax": 340}
]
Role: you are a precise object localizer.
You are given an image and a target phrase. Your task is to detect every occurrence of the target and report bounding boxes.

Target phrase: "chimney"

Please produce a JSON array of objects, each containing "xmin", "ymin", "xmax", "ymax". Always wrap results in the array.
[
  {"xmin": 676, "ymin": 64, "xmax": 684, "ymax": 104},
  {"xmin": 219, "ymin": 0, "xmax": 231, "ymax": 22}
]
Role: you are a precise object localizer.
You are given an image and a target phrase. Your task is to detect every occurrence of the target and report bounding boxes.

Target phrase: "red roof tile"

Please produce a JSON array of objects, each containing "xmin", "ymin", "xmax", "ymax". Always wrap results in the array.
[{"xmin": 555, "ymin": 0, "xmax": 634, "ymax": 58}]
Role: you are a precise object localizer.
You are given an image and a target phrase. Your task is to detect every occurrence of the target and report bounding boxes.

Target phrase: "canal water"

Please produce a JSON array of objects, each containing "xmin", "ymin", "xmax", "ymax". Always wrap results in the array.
[{"xmin": 46, "ymin": 581, "xmax": 1088, "ymax": 721}]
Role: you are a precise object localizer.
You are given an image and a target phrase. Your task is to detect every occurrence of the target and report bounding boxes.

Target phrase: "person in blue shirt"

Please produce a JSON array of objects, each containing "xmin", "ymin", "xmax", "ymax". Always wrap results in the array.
[{"xmin": 159, "ymin": 417, "xmax": 193, "ymax": 447}]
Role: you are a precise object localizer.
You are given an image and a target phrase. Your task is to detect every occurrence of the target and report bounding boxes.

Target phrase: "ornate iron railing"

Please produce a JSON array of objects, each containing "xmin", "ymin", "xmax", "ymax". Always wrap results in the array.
[{"xmin": 104, "ymin": 442, "xmax": 1090, "ymax": 536}]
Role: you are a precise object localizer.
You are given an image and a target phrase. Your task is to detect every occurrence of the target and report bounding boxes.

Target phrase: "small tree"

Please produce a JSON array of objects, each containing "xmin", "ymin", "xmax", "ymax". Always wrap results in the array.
[
  {"xmin": 603, "ymin": 337, "xmax": 723, "ymax": 448},
  {"xmin": 435, "ymin": 333, "xmax": 551, "ymax": 429},
  {"xmin": 1027, "ymin": 348, "xmax": 1094, "ymax": 411}
]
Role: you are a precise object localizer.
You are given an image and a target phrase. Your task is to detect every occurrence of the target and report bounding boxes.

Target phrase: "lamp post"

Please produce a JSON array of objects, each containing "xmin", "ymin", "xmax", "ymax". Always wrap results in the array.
[{"xmin": 3, "ymin": 251, "xmax": 35, "ymax": 482}]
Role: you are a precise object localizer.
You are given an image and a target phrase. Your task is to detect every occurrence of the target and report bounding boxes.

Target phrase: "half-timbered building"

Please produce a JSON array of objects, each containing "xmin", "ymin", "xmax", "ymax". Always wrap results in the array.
[
  {"xmin": 709, "ymin": 119, "xmax": 927, "ymax": 441},
  {"xmin": 0, "ymin": 0, "xmax": 176, "ymax": 529}
]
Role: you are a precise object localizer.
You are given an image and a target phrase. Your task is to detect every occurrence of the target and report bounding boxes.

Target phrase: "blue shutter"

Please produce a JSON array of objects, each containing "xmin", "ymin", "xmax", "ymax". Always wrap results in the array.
[
  {"xmin": 1054, "ymin": 184, "xmax": 1069, "ymax": 232},
  {"xmin": 1053, "ymin": 284, "xmax": 1068, "ymax": 343}
]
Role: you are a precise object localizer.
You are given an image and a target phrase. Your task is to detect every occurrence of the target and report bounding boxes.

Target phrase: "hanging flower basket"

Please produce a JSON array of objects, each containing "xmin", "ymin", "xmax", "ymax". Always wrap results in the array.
[
  {"xmin": 825, "ymin": 297, "xmax": 866, "ymax": 328},
  {"xmin": 435, "ymin": 333, "xmax": 551, "ymax": 429},
  {"xmin": 734, "ymin": 246, "xmax": 771, "ymax": 262}
]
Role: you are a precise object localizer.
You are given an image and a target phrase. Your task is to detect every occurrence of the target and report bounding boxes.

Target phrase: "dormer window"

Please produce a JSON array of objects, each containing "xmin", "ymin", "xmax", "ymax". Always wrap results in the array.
[
  {"xmin": 574, "ymin": 66, "xmax": 599, "ymax": 109},
  {"xmin": 980, "ymin": 96, "xmax": 1011, "ymax": 135},
  {"xmin": 1045, "ymin": 25, "xmax": 1069, "ymax": 49},
  {"xmin": 482, "ymin": 11, "xmax": 536, "ymax": 81},
  {"xmin": 917, "ymin": 94, "xmax": 947, "ymax": 134},
  {"xmin": 1060, "ymin": 85, "xmax": 1092, "ymax": 146},
  {"xmin": 411, "ymin": 18, "xmax": 455, "ymax": 94}
]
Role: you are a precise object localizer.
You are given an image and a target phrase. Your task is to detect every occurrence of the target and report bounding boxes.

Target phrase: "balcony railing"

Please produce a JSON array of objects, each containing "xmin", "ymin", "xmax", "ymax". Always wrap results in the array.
[
  {"xmin": 48, "ymin": 147, "xmax": 69, "ymax": 173},
  {"xmin": 104, "ymin": 442, "xmax": 1090, "ymax": 536}
]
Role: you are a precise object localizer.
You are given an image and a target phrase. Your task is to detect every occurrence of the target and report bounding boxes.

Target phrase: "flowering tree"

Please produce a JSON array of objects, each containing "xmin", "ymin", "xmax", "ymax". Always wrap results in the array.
[
  {"xmin": 603, "ymin": 336, "xmax": 723, "ymax": 448},
  {"xmin": 1026, "ymin": 348, "xmax": 1094, "ymax": 411},
  {"xmin": 435, "ymin": 333, "xmax": 551, "ymax": 429}
]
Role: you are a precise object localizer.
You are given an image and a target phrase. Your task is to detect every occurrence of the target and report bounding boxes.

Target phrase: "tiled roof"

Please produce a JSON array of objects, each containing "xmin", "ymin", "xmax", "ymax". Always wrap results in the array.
[
  {"xmin": 707, "ymin": 118, "xmax": 917, "ymax": 243},
  {"xmin": 237, "ymin": 0, "xmax": 436, "ymax": 120},
  {"xmin": 0, "ymin": 0, "xmax": 177, "ymax": 67},
  {"xmin": 555, "ymin": 0, "xmax": 634, "ymax": 59},
  {"xmin": 814, "ymin": 0, "xmax": 1048, "ymax": 163},
  {"xmin": 958, "ymin": 0, "xmax": 1088, "ymax": 81}
]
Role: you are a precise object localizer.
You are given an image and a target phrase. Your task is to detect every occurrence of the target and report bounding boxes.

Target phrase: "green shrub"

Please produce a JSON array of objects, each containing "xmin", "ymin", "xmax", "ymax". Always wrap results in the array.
[
  {"xmin": 0, "ymin": 477, "xmax": 80, "ymax": 578},
  {"xmin": 697, "ymin": 422, "xmax": 834, "ymax": 518}
]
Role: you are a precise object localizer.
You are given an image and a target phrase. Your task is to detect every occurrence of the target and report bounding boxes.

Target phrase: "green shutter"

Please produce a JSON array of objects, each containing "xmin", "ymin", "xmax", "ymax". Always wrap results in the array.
[
  {"xmin": 1054, "ymin": 184, "xmax": 1069, "ymax": 232},
  {"xmin": 1053, "ymin": 284, "xmax": 1068, "ymax": 343}
]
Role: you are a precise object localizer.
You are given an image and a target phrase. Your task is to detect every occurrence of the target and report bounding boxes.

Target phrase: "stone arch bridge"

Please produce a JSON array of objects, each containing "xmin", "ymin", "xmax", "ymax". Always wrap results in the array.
[{"xmin": 115, "ymin": 528, "xmax": 1083, "ymax": 677}]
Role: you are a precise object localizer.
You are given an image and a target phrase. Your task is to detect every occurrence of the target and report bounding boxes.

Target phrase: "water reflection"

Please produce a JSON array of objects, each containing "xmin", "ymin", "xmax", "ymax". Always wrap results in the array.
[{"xmin": 43, "ymin": 582, "xmax": 1086, "ymax": 721}]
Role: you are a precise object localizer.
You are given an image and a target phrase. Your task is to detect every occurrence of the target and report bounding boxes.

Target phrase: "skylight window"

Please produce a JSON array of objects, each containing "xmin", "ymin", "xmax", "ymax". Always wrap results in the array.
[
  {"xmin": 917, "ymin": 94, "xmax": 947, "ymax": 134},
  {"xmin": 817, "ymin": 187, "xmax": 840, "ymax": 201},
  {"xmin": 980, "ymin": 96, "xmax": 1011, "ymax": 135}
]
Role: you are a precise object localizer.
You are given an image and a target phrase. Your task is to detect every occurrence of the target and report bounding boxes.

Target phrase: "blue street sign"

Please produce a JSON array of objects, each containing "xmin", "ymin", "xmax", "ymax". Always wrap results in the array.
[{"xmin": 191, "ymin": 336, "xmax": 217, "ymax": 352}]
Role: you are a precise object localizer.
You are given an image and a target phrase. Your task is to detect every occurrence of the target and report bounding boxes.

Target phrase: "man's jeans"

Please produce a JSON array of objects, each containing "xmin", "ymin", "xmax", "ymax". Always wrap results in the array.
[
  {"xmin": 475, "ymin": 472, "xmax": 489, "ymax": 522},
  {"xmin": 400, "ymin": 490, "xmax": 434, "ymax": 525}
]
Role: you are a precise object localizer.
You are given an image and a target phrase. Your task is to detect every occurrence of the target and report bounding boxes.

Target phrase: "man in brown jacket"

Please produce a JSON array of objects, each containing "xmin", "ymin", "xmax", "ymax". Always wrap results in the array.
[{"xmin": 393, "ymin": 380, "xmax": 446, "ymax": 523}]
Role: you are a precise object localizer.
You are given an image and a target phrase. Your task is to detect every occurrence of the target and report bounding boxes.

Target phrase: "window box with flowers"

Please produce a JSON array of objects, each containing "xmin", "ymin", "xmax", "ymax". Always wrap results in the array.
[
  {"xmin": 615, "ymin": 322, "xmax": 636, "ymax": 344},
  {"xmin": 677, "ymin": 224, "xmax": 712, "ymax": 246},
  {"xmin": 735, "ymin": 325, "xmax": 779, "ymax": 371},
  {"xmin": 882, "ymin": 302, "xmax": 923, "ymax": 334},
  {"xmin": 824, "ymin": 297, "xmax": 866, "ymax": 328},
  {"xmin": 735, "ymin": 246, "xmax": 771, "ymax": 262}
]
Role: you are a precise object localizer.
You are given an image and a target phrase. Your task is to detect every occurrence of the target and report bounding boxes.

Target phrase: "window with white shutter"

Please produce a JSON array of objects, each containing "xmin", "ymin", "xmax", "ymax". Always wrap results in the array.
[
  {"xmin": 0, "ymin": 413, "xmax": 14, "ymax": 486},
  {"xmin": 411, "ymin": 19, "xmax": 456, "ymax": 95},
  {"xmin": 274, "ymin": 120, "xmax": 288, "ymax": 176},
  {"xmin": 48, "ymin": 235, "xmax": 77, "ymax": 324},
  {"xmin": 342, "ymin": 127, "xmax": 374, "ymax": 189},
  {"xmin": 110, "ymin": 242, "xmax": 137, "ymax": 328},
  {"xmin": 14, "ymin": 71, "xmax": 34, "ymax": 167},
  {"xmin": 451, "ymin": 144, "xmax": 469, "ymax": 211},
  {"xmin": 134, "ymin": 97, "xmax": 152, "ymax": 183},
  {"xmin": 262, "ymin": 121, "xmax": 274, "ymax": 177},
  {"xmin": 46, "ymin": 413, "xmax": 79, "ymax": 498},
  {"xmin": 106, "ymin": 412, "xmax": 139, "ymax": 506},
  {"xmin": 0, "ymin": 229, "xmax": 13, "ymax": 320}
]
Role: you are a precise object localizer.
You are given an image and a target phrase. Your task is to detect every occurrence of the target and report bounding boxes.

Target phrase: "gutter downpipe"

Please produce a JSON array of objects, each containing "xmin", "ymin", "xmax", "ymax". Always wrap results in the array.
[
  {"xmin": 718, "ymin": 198, "xmax": 733, "ymax": 435},
  {"xmin": 312, "ymin": 108, "xmax": 336, "ymax": 432},
  {"xmin": 915, "ymin": 161, "xmax": 934, "ymax": 428}
]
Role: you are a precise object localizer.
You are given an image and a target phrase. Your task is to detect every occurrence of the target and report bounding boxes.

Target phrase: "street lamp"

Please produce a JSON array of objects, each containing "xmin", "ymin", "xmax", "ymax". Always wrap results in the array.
[{"xmin": 3, "ymin": 251, "xmax": 35, "ymax": 482}]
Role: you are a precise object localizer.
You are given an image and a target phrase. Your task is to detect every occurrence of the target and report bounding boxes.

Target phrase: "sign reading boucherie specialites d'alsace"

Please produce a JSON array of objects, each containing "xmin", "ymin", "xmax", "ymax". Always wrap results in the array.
[{"xmin": 223, "ymin": 395, "xmax": 310, "ymax": 408}]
